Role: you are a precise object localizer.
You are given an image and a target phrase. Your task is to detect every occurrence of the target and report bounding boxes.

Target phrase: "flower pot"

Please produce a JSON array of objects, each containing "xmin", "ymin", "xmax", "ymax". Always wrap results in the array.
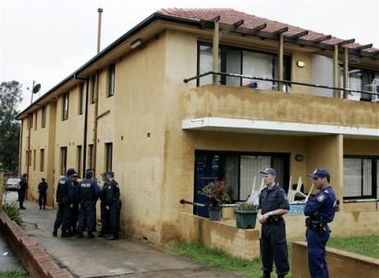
[
  {"xmin": 235, "ymin": 211, "xmax": 257, "ymax": 229},
  {"xmin": 208, "ymin": 206, "xmax": 223, "ymax": 221}
]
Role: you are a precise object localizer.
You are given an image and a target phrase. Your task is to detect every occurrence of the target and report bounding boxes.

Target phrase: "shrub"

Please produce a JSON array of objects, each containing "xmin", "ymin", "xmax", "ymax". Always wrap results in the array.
[{"xmin": 3, "ymin": 202, "xmax": 24, "ymax": 226}]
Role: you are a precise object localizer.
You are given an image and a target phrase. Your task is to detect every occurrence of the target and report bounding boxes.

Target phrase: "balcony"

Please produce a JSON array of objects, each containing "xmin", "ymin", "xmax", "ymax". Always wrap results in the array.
[{"xmin": 181, "ymin": 79, "xmax": 379, "ymax": 139}]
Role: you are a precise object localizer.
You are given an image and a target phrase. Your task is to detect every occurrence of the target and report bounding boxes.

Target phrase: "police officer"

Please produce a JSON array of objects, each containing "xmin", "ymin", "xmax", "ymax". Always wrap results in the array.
[
  {"xmin": 18, "ymin": 173, "xmax": 28, "ymax": 209},
  {"xmin": 71, "ymin": 173, "xmax": 80, "ymax": 235},
  {"xmin": 305, "ymin": 168, "xmax": 337, "ymax": 278},
  {"xmin": 38, "ymin": 177, "xmax": 48, "ymax": 210},
  {"xmin": 98, "ymin": 172, "xmax": 110, "ymax": 237},
  {"xmin": 53, "ymin": 168, "xmax": 76, "ymax": 237},
  {"xmin": 257, "ymin": 167, "xmax": 290, "ymax": 278},
  {"xmin": 77, "ymin": 169, "xmax": 99, "ymax": 238},
  {"xmin": 104, "ymin": 171, "xmax": 121, "ymax": 240}
]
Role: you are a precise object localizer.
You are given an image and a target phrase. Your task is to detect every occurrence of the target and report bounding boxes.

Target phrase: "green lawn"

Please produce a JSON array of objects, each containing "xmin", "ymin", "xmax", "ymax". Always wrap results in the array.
[{"xmin": 166, "ymin": 234, "xmax": 378, "ymax": 278}]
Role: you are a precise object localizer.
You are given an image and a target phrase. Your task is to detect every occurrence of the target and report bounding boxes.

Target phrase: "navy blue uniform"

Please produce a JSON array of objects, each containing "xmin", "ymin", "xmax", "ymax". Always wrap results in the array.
[
  {"xmin": 18, "ymin": 175, "xmax": 28, "ymax": 209},
  {"xmin": 104, "ymin": 179, "xmax": 121, "ymax": 239},
  {"xmin": 71, "ymin": 179, "xmax": 80, "ymax": 234},
  {"xmin": 258, "ymin": 184, "xmax": 290, "ymax": 277},
  {"xmin": 99, "ymin": 180, "xmax": 110, "ymax": 236},
  {"xmin": 38, "ymin": 179, "xmax": 48, "ymax": 209},
  {"xmin": 304, "ymin": 186, "xmax": 336, "ymax": 278},
  {"xmin": 53, "ymin": 175, "xmax": 75, "ymax": 237},
  {"xmin": 77, "ymin": 177, "xmax": 99, "ymax": 235}
]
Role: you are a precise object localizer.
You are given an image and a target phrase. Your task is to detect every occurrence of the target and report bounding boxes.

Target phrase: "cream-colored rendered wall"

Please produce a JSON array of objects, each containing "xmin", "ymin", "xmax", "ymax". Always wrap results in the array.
[
  {"xmin": 53, "ymin": 86, "xmax": 85, "ymax": 188},
  {"xmin": 291, "ymin": 52, "xmax": 311, "ymax": 95}
]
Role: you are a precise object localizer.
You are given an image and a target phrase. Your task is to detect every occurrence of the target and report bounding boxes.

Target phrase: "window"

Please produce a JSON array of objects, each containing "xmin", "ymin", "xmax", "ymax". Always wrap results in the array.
[
  {"xmin": 26, "ymin": 150, "xmax": 31, "ymax": 167},
  {"xmin": 79, "ymin": 83, "xmax": 85, "ymax": 115},
  {"xmin": 105, "ymin": 143, "xmax": 113, "ymax": 172},
  {"xmin": 34, "ymin": 112, "xmax": 38, "ymax": 130},
  {"xmin": 60, "ymin": 147, "xmax": 67, "ymax": 175},
  {"xmin": 198, "ymin": 42, "xmax": 292, "ymax": 88},
  {"xmin": 41, "ymin": 106, "xmax": 46, "ymax": 128},
  {"xmin": 90, "ymin": 75, "xmax": 97, "ymax": 104},
  {"xmin": 194, "ymin": 150, "xmax": 289, "ymax": 217},
  {"xmin": 345, "ymin": 68, "xmax": 379, "ymax": 101},
  {"xmin": 76, "ymin": 145, "xmax": 82, "ymax": 176},
  {"xmin": 28, "ymin": 114, "xmax": 33, "ymax": 129},
  {"xmin": 88, "ymin": 144, "xmax": 94, "ymax": 170},
  {"xmin": 40, "ymin": 149, "xmax": 45, "ymax": 171},
  {"xmin": 107, "ymin": 64, "xmax": 116, "ymax": 97},
  {"xmin": 62, "ymin": 92, "xmax": 69, "ymax": 120},
  {"xmin": 33, "ymin": 150, "xmax": 36, "ymax": 170},
  {"xmin": 343, "ymin": 157, "xmax": 378, "ymax": 200}
]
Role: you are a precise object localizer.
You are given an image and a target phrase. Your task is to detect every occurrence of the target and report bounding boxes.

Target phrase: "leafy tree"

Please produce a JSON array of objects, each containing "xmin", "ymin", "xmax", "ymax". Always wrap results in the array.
[{"xmin": 0, "ymin": 81, "xmax": 23, "ymax": 174}]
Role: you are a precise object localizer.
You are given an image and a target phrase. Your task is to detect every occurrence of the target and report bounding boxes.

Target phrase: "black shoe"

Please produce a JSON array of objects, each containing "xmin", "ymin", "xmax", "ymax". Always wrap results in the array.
[
  {"xmin": 87, "ymin": 232, "xmax": 95, "ymax": 239},
  {"xmin": 40, "ymin": 207, "xmax": 42, "ymax": 210},
  {"xmin": 61, "ymin": 231, "xmax": 73, "ymax": 238},
  {"xmin": 43, "ymin": 207, "xmax": 46, "ymax": 210},
  {"xmin": 77, "ymin": 233, "xmax": 84, "ymax": 238},
  {"xmin": 20, "ymin": 207, "xmax": 26, "ymax": 210},
  {"xmin": 98, "ymin": 233, "xmax": 106, "ymax": 238},
  {"xmin": 52, "ymin": 230, "xmax": 57, "ymax": 237}
]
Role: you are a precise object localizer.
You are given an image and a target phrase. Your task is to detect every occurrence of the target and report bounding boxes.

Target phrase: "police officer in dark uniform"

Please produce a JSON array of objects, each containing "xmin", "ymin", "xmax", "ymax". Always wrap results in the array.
[
  {"xmin": 98, "ymin": 172, "xmax": 110, "ymax": 237},
  {"xmin": 18, "ymin": 173, "xmax": 28, "ymax": 209},
  {"xmin": 77, "ymin": 169, "xmax": 100, "ymax": 238},
  {"xmin": 53, "ymin": 168, "xmax": 76, "ymax": 237},
  {"xmin": 38, "ymin": 177, "xmax": 48, "ymax": 209},
  {"xmin": 257, "ymin": 167, "xmax": 290, "ymax": 278},
  {"xmin": 104, "ymin": 171, "xmax": 121, "ymax": 240},
  {"xmin": 305, "ymin": 168, "xmax": 337, "ymax": 278},
  {"xmin": 71, "ymin": 172, "xmax": 80, "ymax": 235}
]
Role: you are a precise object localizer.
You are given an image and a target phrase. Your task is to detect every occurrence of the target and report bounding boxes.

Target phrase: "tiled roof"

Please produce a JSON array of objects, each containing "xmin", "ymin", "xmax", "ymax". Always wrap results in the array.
[{"xmin": 157, "ymin": 8, "xmax": 378, "ymax": 53}]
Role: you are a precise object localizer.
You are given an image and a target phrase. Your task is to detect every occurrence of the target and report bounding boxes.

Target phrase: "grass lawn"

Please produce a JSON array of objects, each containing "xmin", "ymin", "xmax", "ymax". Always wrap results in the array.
[{"xmin": 166, "ymin": 234, "xmax": 378, "ymax": 278}]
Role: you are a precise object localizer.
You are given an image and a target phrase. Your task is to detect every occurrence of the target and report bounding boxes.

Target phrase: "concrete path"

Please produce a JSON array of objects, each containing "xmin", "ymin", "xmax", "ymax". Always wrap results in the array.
[{"xmin": 3, "ymin": 191, "xmax": 245, "ymax": 278}]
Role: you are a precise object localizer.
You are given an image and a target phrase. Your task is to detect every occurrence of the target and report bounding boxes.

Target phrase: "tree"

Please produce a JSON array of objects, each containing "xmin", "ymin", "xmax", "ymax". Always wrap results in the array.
[{"xmin": 0, "ymin": 81, "xmax": 23, "ymax": 174}]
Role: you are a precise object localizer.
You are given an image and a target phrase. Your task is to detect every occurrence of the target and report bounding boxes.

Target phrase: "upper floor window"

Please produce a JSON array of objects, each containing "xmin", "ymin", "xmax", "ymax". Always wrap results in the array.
[
  {"xmin": 90, "ymin": 75, "xmax": 97, "ymax": 104},
  {"xmin": 107, "ymin": 64, "xmax": 116, "ymax": 97},
  {"xmin": 76, "ymin": 145, "xmax": 82, "ymax": 176},
  {"xmin": 41, "ymin": 106, "xmax": 46, "ymax": 128},
  {"xmin": 79, "ymin": 83, "xmax": 85, "ymax": 115},
  {"xmin": 198, "ymin": 42, "xmax": 291, "ymax": 89},
  {"xmin": 62, "ymin": 92, "xmax": 69, "ymax": 120},
  {"xmin": 40, "ymin": 149, "xmax": 45, "ymax": 171},
  {"xmin": 34, "ymin": 111, "xmax": 38, "ymax": 130},
  {"xmin": 346, "ymin": 68, "xmax": 379, "ymax": 101}
]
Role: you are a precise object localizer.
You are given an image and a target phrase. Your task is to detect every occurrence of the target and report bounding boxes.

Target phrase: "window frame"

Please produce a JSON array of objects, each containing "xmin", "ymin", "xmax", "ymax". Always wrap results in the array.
[
  {"xmin": 107, "ymin": 64, "xmax": 116, "ymax": 97},
  {"xmin": 62, "ymin": 92, "xmax": 69, "ymax": 121}
]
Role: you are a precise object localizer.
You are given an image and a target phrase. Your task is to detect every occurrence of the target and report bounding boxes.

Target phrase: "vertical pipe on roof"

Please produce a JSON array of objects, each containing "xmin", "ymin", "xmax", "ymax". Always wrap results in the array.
[
  {"xmin": 212, "ymin": 20, "xmax": 220, "ymax": 84},
  {"xmin": 277, "ymin": 34, "xmax": 284, "ymax": 91},
  {"xmin": 343, "ymin": 48, "xmax": 349, "ymax": 98},
  {"xmin": 333, "ymin": 44, "xmax": 340, "ymax": 98}
]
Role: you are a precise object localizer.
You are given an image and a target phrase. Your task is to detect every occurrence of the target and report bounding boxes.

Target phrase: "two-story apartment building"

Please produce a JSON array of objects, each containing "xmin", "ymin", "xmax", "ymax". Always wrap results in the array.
[{"xmin": 17, "ymin": 8, "xmax": 379, "ymax": 258}]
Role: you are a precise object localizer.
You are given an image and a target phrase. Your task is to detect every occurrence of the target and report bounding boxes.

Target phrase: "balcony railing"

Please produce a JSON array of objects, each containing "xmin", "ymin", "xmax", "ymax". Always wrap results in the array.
[{"xmin": 184, "ymin": 71, "xmax": 379, "ymax": 101}]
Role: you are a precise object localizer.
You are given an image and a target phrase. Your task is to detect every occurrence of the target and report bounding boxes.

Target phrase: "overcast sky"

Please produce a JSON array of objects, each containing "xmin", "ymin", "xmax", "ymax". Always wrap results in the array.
[{"xmin": 1, "ymin": 0, "xmax": 378, "ymax": 111}]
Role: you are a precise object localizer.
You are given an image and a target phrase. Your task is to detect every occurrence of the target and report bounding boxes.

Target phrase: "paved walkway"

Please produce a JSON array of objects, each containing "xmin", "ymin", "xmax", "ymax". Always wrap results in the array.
[{"xmin": 3, "ymin": 191, "xmax": 245, "ymax": 278}]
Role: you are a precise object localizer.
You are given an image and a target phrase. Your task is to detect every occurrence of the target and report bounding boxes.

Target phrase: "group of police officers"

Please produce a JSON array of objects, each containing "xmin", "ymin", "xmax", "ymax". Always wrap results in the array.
[{"xmin": 52, "ymin": 168, "xmax": 121, "ymax": 240}]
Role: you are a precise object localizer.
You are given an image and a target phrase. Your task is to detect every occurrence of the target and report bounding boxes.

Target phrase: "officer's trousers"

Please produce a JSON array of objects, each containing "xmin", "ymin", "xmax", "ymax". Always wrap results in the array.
[
  {"xmin": 306, "ymin": 226, "xmax": 330, "ymax": 278},
  {"xmin": 260, "ymin": 222, "xmax": 289, "ymax": 276},
  {"xmin": 109, "ymin": 200, "xmax": 121, "ymax": 236},
  {"xmin": 53, "ymin": 201, "xmax": 72, "ymax": 234},
  {"xmin": 78, "ymin": 201, "xmax": 96, "ymax": 233}
]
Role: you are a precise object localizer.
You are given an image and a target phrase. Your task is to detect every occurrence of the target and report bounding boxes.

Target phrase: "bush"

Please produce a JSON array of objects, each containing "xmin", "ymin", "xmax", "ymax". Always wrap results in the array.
[{"xmin": 3, "ymin": 202, "xmax": 24, "ymax": 226}]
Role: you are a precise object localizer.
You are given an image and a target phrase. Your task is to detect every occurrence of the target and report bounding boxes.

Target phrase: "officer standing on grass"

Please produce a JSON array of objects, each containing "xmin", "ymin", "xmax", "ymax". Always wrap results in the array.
[
  {"xmin": 257, "ymin": 167, "xmax": 290, "ymax": 278},
  {"xmin": 305, "ymin": 168, "xmax": 337, "ymax": 278}
]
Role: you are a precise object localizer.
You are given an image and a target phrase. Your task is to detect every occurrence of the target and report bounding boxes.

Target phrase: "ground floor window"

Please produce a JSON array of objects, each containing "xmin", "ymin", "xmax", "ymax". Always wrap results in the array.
[
  {"xmin": 343, "ymin": 156, "xmax": 378, "ymax": 200},
  {"xmin": 194, "ymin": 150, "xmax": 289, "ymax": 217}
]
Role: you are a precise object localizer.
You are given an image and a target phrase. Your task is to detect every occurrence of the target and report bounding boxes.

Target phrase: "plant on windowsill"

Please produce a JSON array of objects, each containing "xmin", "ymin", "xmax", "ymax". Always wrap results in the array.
[
  {"xmin": 199, "ymin": 178, "xmax": 231, "ymax": 220},
  {"xmin": 234, "ymin": 202, "xmax": 257, "ymax": 229}
]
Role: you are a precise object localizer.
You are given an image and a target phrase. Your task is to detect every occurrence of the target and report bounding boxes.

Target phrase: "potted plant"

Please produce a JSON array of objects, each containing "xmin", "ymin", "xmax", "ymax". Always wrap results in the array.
[
  {"xmin": 199, "ymin": 178, "xmax": 231, "ymax": 221},
  {"xmin": 234, "ymin": 202, "xmax": 258, "ymax": 229}
]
